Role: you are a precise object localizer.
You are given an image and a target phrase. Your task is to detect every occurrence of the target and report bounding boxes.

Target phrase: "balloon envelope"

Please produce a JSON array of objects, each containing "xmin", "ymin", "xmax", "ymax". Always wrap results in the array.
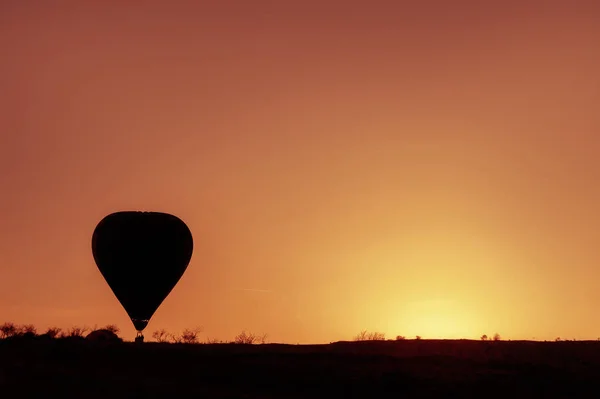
[{"xmin": 91, "ymin": 211, "xmax": 193, "ymax": 332}]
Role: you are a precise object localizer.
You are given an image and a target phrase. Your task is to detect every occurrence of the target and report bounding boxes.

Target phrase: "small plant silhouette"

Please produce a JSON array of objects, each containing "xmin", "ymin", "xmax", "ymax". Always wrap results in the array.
[
  {"xmin": 395, "ymin": 335, "xmax": 406, "ymax": 341},
  {"xmin": 493, "ymin": 333, "xmax": 501, "ymax": 341},
  {"xmin": 481, "ymin": 334, "xmax": 488, "ymax": 341}
]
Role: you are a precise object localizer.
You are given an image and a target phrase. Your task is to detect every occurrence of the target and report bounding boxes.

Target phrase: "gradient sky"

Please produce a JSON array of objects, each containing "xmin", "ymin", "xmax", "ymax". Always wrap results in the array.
[{"xmin": 1, "ymin": 0, "xmax": 599, "ymax": 343}]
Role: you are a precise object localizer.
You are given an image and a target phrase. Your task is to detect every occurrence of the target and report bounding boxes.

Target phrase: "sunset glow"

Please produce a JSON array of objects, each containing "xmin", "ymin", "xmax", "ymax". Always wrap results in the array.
[{"xmin": 1, "ymin": 1, "xmax": 600, "ymax": 343}]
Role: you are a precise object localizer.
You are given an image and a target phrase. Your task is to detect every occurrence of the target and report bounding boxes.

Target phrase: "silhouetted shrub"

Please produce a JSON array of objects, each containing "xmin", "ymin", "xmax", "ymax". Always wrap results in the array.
[
  {"xmin": 0, "ymin": 322, "xmax": 17, "ymax": 338},
  {"xmin": 44, "ymin": 327, "xmax": 62, "ymax": 339},
  {"xmin": 493, "ymin": 333, "xmax": 501, "ymax": 341},
  {"xmin": 481, "ymin": 334, "xmax": 488, "ymax": 341},
  {"xmin": 371, "ymin": 332, "xmax": 385, "ymax": 341},
  {"xmin": 205, "ymin": 337, "xmax": 225, "ymax": 344},
  {"xmin": 64, "ymin": 326, "xmax": 90, "ymax": 338},
  {"xmin": 103, "ymin": 324, "xmax": 120, "ymax": 335},
  {"xmin": 158, "ymin": 327, "xmax": 203, "ymax": 344},
  {"xmin": 168, "ymin": 333, "xmax": 182, "ymax": 343},
  {"xmin": 0, "ymin": 323, "xmax": 37, "ymax": 338},
  {"xmin": 180, "ymin": 327, "xmax": 202, "ymax": 344},
  {"xmin": 415, "ymin": 336, "xmax": 421, "ymax": 340},
  {"xmin": 21, "ymin": 324, "xmax": 37, "ymax": 335},
  {"xmin": 152, "ymin": 329, "xmax": 170, "ymax": 343},
  {"xmin": 354, "ymin": 330, "xmax": 386, "ymax": 341},
  {"xmin": 86, "ymin": 329, "xmax": 122, "ymax": 343},
  {"xmin": 234, "ymin": 330, "xmax": 267, "ymax": 344},
  {"xmin": 395, "ymin": 335, "xmax": 406, "ymax": 341}
]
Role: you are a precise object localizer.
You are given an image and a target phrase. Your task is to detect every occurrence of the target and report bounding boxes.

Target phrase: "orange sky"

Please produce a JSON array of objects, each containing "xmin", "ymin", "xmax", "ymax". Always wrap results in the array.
[{"xmin": 1, "ymin": 0, "xmax": 599, "ymax": 343}]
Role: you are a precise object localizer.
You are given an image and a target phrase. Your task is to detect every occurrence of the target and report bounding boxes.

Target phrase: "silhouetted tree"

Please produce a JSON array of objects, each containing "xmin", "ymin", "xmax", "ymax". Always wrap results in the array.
[
  {"xmin": 395, "ymin": 335, "xmax": 406, "ymax": 341},
  {"xmin": 481, "ymin": 334, "xmax": 488, "ymax": 341},
  {"xmin": 415, "ymin": 336, "xmax": 421, "ymax": 340},
  {"xmin": 493, "ymin": 333, "xmax": 501, "ymax": 341}
]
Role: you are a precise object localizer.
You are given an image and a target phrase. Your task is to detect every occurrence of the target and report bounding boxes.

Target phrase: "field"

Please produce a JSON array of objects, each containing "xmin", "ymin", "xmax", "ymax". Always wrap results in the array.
[{"xmin": 2, "ymin": 338, "xmax": 600, "ymax": 398}]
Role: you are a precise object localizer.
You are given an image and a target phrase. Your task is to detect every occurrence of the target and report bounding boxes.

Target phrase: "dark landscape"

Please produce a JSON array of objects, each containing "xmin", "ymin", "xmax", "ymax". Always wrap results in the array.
[{"xmin": 2, "ymin": 336, "xmax": 600, "ymax": 398}]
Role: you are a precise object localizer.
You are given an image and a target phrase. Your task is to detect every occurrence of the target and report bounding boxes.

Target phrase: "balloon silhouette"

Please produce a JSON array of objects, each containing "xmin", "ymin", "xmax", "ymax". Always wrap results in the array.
[{"xmin": 91, "ymin": 211, "xmax": 193, "ymax": 338}]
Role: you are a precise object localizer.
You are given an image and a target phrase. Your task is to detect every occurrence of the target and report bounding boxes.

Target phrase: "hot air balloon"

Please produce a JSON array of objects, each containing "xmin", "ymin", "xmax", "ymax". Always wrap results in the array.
[{"xmin": 91, "ymin": 211, "xmax": 193, "ymax": 341}]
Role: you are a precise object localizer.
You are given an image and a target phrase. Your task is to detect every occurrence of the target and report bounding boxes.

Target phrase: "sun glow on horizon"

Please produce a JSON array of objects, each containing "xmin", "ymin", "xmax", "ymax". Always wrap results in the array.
[{"xmin": 396, "ymin": 299, "xmax": 480, "ymax": 339}]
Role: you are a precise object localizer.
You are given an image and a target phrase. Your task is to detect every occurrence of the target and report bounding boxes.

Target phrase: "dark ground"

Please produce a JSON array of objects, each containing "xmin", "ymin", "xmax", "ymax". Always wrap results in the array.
[{"xmin": 2, "ymin": 338, "xmax": 600, "ymax": 398}]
